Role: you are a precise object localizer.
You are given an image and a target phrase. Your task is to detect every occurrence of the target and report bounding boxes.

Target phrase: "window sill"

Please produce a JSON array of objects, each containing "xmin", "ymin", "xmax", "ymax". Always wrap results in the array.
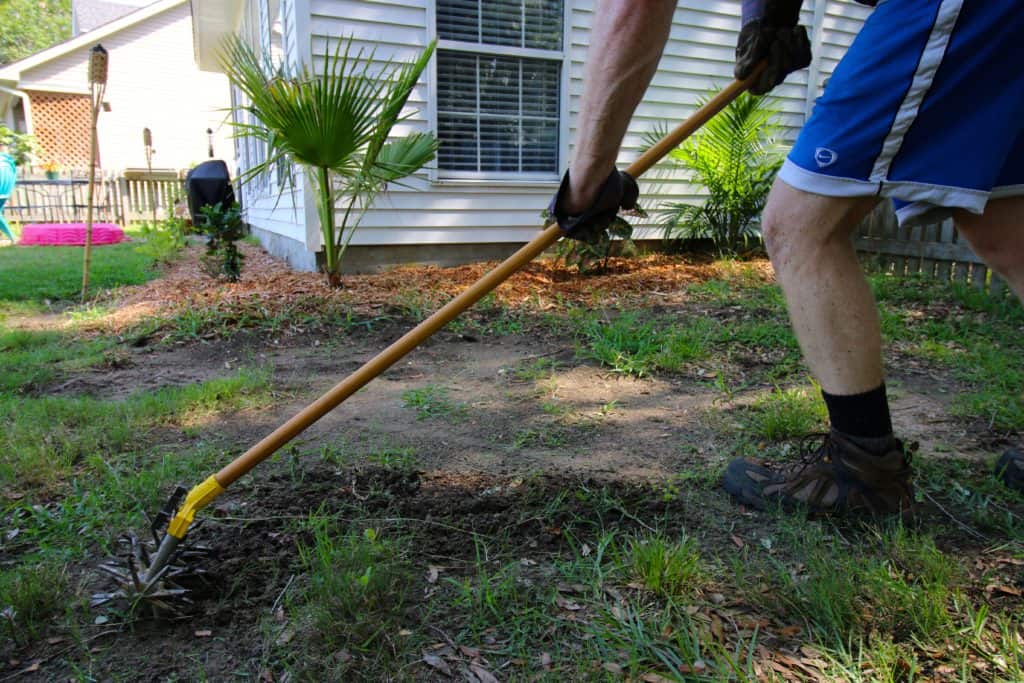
[{"xmin": 431, "ymin": 177, "xmax": 560, "ymax": 189}]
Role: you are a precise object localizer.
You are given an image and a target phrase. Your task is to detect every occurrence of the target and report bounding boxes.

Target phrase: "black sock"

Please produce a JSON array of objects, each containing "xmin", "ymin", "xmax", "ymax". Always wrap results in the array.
[{"xmin": 821, "ymin": 384, "xmax": 893, "ymax": 440}]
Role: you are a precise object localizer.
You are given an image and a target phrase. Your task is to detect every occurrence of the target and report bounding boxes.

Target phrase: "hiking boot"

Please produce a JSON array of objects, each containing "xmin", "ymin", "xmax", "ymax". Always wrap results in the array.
[
  {"xmin": 722, "ymin": 430, "xmax": 914, "ymax": 516},
  {"xmin": 995, "ymin": 448, "xmax": 1024, "ymax": 493}
]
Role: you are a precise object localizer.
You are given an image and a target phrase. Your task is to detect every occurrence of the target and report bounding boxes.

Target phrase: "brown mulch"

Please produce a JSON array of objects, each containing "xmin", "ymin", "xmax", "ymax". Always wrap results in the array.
[{"xmin": 98, "ymin": 242, "xmax": 775, "ymax": 332}]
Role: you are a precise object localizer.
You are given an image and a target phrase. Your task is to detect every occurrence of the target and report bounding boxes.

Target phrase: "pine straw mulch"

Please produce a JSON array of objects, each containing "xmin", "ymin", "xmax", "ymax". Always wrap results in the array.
[{"xmin": 96, "ymin": 242, "xmax": 775, "ymax": 334}]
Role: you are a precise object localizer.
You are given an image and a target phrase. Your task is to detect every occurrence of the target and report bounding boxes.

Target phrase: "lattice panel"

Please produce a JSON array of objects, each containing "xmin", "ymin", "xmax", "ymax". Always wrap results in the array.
[{"xmin": 27, "ymin": 90, "xmax": 94, "ymax": 172}]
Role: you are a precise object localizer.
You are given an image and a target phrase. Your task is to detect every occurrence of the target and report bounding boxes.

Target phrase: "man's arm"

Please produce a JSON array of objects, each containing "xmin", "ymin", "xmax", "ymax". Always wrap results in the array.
[
  {"xmin": 554, "ymin": 0, "xmax": 809, "ymax": 237},
  {"xmin": 563, "ymin": 0, "xmax": 677, "ymax": 215}
]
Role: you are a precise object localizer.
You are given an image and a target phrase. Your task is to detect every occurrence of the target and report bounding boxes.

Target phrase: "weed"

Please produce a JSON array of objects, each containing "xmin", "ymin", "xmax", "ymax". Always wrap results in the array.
[
  {"xmin": 0, "ymin": 328, "xmax": 116, "ymax": 393},
  {"xmin": 0, "ymin": 561, "xmax": 68, "ymax": 643},
  {"xmin": 745, "ymin": 383, "xmax": 827, "ymax": 440},
  {"xmin": 773, "ymin": 524, "xmax": 959, "ymax": 646},
  {"xmin": 575, "ymin": 311, "xmax": 712, "ymax": 377},
  {"xmin": 511, "ymin": 357, "xmax": 561, "ymax": 383},
  {"xmin": 626, "ymin": 534, "xmax": 703, "ymax": 598},
  {"xmin": 401, "ymin": 384, "xmax": 467, "ymax": 422},
  {"xmin": 294, "ymin": 520, "xmax": 411, "ymax": 652},
  {"xmin": 0, "ymin": 367, "xmax": 272, "ymax": 493},
  {"xmin": 366, "ymin": 446, "xmax": 419, "ymax": 471}
]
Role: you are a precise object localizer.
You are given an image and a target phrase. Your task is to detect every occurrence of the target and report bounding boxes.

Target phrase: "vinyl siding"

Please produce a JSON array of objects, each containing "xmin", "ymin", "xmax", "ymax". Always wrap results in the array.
[
  {"xmin": 19, "ymin": 2, "xmax": 234, "ymax": 171},
  {"xmin": 237, "ymin": 0, "xmax": 873, "ymax": 253}
]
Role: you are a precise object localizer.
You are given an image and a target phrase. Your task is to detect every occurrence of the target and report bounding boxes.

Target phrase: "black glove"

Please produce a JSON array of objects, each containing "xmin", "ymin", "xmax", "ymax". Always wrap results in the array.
[
  {"xmin": 547, "ymin": 169, "xmax": 639, "ymax": 243},
  {"xmin": 735, "ymin": 0, "xmax": 812, "ymax": 96}
]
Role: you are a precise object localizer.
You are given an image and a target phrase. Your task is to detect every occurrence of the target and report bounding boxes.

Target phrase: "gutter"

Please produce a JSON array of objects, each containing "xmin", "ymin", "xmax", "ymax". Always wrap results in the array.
[{"xmin": 0, "ymin": 85, "xmax": 34, "ymax": 133}]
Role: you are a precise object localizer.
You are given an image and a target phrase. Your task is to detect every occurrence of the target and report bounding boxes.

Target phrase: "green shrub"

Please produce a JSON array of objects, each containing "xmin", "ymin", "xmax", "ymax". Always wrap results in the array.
[
  {"xmin": 647, "ymin": 92, "xmax": 783, "ymax": 254},
  {"xmin": 134, "ymin": 216, "xmax": 187, "ymax": 264},
  {"xmin": 195, "ymin": 202, "xmax": 245, "ymax": 282}
]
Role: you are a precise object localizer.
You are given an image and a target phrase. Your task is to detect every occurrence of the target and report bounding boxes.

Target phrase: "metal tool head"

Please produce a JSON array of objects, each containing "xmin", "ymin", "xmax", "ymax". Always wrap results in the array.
[{"xmin": 91, "ymin": 488, "xmax": 212, "ymax": 616}]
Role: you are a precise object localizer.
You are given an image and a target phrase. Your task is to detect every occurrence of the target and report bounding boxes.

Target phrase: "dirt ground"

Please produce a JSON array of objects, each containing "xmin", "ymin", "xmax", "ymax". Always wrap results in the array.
[{"xmin": 3, "ymin": 245, "xmax": 1021, "ymax": 681}]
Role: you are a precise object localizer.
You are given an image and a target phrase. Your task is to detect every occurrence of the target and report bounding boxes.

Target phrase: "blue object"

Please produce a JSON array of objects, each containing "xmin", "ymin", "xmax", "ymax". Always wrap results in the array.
[
  {"xmin": 0, "ymin": 153, "xmax": 15, "ymax": 241},
  {"xmin": 779, "ymin": 0, "xmax": 1024, "ymax": 227}
]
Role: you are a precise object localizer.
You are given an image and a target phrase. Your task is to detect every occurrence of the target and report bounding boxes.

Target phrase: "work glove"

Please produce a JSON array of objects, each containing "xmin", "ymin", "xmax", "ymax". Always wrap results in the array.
[
  {"xmin": 735, "ymin": 0, "xmax": 812, "ymax": 95},
  {"xmin": 547, "ymin": 168, "xmax": 639, "ymax": 244}
]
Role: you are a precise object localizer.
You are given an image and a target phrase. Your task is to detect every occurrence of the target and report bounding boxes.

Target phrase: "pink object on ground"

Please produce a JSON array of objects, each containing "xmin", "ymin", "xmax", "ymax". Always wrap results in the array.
[{"xmin": 19, "ymin": 223, "xmax": 127, "ymax": 246}]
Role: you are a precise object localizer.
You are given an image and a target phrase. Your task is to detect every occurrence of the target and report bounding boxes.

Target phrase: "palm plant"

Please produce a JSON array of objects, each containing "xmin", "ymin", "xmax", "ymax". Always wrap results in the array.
[
  {"xmin": 646, "ymin": 92, "xmax": 782, "ymax": 254},
  {"xmin": 221, "ymin": 37, "xmax": 438, "ymax": 286}
]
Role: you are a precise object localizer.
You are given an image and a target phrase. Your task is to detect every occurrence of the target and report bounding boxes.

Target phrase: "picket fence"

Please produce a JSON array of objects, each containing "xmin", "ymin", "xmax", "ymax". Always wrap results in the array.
[
  {"xmin": 854, "ymin": 204, "xmax": 1010, "ymax": 296},
  {"xmin": 5, "ymin": 170, "xmax": 186, "ymax": 225}
]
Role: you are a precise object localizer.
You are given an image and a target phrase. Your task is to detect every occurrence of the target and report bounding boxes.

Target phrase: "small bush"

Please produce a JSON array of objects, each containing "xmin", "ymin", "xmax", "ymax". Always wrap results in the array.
[{"xmin": 195, "ymin": 202, "xmax": 245, "ymax": 282}]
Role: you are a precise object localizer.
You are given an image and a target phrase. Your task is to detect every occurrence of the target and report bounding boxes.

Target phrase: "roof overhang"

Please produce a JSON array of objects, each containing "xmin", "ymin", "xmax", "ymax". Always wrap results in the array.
[
  {"xmin": 191, "ymin": 0, "xmax": 245, "ymax": 73},
  {"xmin": 0, "ymin": 0, "xmax": 187, "ymax": 85}
]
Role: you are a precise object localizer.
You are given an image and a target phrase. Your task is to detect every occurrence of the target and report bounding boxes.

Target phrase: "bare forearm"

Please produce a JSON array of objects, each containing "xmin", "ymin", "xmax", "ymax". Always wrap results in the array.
[{"xmin": 567, "ymin": 0, "xmax": 676, "ymax": 211}]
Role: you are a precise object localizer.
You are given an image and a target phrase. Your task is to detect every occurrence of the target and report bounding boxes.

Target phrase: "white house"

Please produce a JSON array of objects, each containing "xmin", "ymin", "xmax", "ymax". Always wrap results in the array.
[
  {"xmin": 190, "ymin": 0, "xmax": 872, "ymax": 273},
  {"xmin": 0, "ymin": 0, "xmax": 234, "ymax": 174}
]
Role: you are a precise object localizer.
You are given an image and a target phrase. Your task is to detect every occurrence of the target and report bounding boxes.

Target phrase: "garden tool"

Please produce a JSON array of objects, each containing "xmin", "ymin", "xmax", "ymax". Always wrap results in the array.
[{"xmin": 94, "ymin": 66, "xmax": 765, "ymax": 611}]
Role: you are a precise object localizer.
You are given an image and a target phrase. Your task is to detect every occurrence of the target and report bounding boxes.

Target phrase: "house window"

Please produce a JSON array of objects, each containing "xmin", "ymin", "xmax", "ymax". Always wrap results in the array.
[{"xmin": 435, "ymin": 0, "xmax": 564, "ymax": 179}]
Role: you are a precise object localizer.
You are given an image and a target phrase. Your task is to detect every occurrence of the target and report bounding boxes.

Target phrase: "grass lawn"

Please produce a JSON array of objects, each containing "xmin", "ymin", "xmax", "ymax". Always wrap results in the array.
[
  {"xmin": 0, "ymin": 243, "xmax": 1021, "ymax": 681},
  {"xmin": 0, "ymin": 233, "xmax": 156, "ymax": 304}
]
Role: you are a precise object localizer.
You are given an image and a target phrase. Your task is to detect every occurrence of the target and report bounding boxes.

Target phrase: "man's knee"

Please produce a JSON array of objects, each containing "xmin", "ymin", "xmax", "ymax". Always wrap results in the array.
[{"xmin": 761, "ymin": 180, "xmax": 878, "ymax": 265}]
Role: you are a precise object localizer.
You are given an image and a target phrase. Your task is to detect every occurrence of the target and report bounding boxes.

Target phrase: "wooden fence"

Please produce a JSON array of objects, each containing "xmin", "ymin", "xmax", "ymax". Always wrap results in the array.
[
  {"xmin": 854, "ymin": 204, "xmax": 1011, "ymax": 296},
  {"xmin": 5, "ymin": 170, "xmax": 186, "ymax": 225}
]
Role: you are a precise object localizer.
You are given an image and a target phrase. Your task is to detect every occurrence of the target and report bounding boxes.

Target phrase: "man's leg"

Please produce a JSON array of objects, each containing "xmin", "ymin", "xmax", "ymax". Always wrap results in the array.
[
  {"xmin": 953, "ymin": 198, "xmax": 1024, "ymax": 301},
  {"xmin": 953, "ymin": 197, "xmax": 1024, "ymax": 493},
  {"xmin": 761, "ymin": 180, "xmax": 882, "ymax": 396},
  {"xmin": 722, "ymin": 180, "xmax": 914, "ymax": 516}
]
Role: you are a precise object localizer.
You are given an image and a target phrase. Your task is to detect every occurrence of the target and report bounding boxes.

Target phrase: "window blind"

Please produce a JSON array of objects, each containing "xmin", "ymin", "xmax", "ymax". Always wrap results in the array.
[
  {"xmin": 437, "ymin": 0, "xmax": 563, "ymax": 51},
  {"xmin": 437, "ymin": 52, "xmax": 559, "ymax": 174},
  {"xmin": 435, "ymin": 0, "xmax": 563, "ymax": 176}
]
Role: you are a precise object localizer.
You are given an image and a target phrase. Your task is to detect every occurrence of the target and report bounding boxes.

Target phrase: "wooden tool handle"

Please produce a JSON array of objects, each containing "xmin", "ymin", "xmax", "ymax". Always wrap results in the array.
[{"xmin": 216, "ymin": 70, "xmax": 759, "ymax": 486}]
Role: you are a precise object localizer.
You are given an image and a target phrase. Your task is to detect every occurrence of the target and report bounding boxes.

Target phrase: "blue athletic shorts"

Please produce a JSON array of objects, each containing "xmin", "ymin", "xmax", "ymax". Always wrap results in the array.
[{"xmin": 779, "ymin": 0, "xmax": 1024, "ymax": 226}]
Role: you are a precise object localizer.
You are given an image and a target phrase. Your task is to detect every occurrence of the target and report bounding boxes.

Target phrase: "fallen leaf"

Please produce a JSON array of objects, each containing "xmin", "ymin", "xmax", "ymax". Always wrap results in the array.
[
  {"xmin": 46, "ymin": 636, "xmax": 65, "ymax": 645},
  {"xmin": 709, "ymin": 592, "xmax": 725, "ymax": 604},
  {"xmin": 20, "ymin": 661, "xmax": 40, "ymax": 674},
  {"xmin": 556, "ymin": 596, "xmax": 582, "ymax": 611},
  {"xmin": 399, "ymin": 629, "xmax": 413, "ymax": 637},
  {"xmin": 540, "ymin": 652, "xmax": 552, "ymax": 669},
  {"xmin": 730, "ymin": 534, "xmax": 745, "ymax": 548},
  {"xmin": 986, "ymin": 584, "xmax": 1022, "ymax": 597},
  {"xmin": 710, "ymin": 614, "xmax": 725, "ymax": 642},
  {"xmin": 421, "ymin": 652, "xmax": 452, "ymax": 677},
  {"xmin": 469, "ymin": 663, "xmax": 498, "ymax": 683},
  {"xmin": 602, "ymin": 662, "xmax": 623, "ymax": 674},
  {"xmin": 779, "ymin": 624, "xmax": 802, "ymax": 637},
  {"xmin": 459, "ymin": 644, "xmax": 481, "ymax": 659},
  {"xmin": 641, "ymin": 673, "xmax": 676, "ymax": 682},
  {"xmin": 194, "ymin": 630, "xmax": 212, "ymax": 638}
]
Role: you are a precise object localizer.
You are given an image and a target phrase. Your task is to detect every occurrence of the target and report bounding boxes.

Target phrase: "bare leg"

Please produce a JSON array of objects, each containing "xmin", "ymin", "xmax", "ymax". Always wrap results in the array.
[
  {"xmin": 762, "ymin": 179, "xmax": 881, "ymax": 395},
  {"xmin": 952, "ymin": 197, "xmax": 1024, "ymax": 301}
]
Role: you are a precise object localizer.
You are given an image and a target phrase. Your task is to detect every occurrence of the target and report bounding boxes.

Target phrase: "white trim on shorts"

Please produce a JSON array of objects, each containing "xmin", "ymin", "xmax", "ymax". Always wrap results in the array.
[
  {"xmin": 990, "ymin": 184, "xmax": 1024, "ymax": 200},
  {"xmin": 778, "ymin": 158, "xmax": 989, "ymax": 213},
  {"xmin": 869, "ymin": 0, "xmax": 964, "ymax": 181}
]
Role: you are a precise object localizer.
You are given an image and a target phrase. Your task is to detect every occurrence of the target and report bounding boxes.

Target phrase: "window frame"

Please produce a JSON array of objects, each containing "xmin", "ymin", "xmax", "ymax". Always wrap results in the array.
[{"xmin": 426, "ymin": 0, "xmax": 570, "ymax": 185}]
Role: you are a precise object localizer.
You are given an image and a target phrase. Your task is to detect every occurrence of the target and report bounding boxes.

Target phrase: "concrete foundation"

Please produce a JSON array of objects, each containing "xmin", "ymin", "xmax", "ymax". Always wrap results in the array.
[
  {"xmin": 250, "ymin": 226, "xmax": 318, "ymax": 272},
  {"xmin": 337, "ymin": 242, "xmax": 525, "ymax": 274},
  {"xmin": 251, "ymin": 225, "xmax": 528, "ymax": 274}
]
